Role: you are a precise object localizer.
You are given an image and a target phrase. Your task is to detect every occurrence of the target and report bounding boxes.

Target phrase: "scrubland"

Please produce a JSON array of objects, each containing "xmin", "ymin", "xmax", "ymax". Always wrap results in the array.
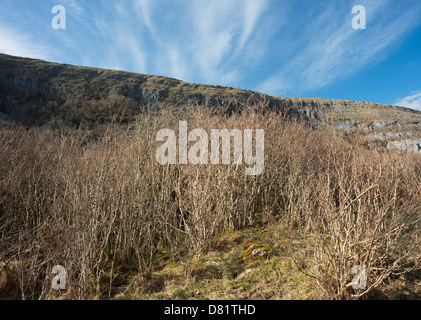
[{"xmin": 0, "ymin": 101, "xmax": 420, "ymax": 300}]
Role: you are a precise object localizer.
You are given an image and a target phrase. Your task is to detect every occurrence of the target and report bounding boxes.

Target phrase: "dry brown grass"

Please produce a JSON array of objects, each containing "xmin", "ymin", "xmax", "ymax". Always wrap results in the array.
[{"xmin": 0, "ymin": 101, "xmax": 420, "ymax": 300}]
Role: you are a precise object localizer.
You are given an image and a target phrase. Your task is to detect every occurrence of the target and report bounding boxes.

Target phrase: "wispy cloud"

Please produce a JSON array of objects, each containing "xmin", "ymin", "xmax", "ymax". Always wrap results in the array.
[
  {"xmin": 124, "ymin": 0, "xmax": 270, "ymax": 84},
  {"xmin": 238, "ymin": 0, "xmax": 267, "ymax": 52},
  {"xmin": 133, "ymin": 0, "xmax": 160, "ymax": 44},
  {"xmin": 395, "ymin": 91, "xmax": 421, "ymax": 111},
  {"xmin": 0, "ymin": 26, "xmax": 48, "ymax": 59},
  {"xmin": 1, "ymin": 0, "xmax": 420, "ymax": 103},
  {"xmin": 82, "ymin": 0, "xmax": 149, "ymax": 73},
  {"xmin": 74, "ymin": 0, "xmax": 420, "ymax": 92},
  {"xmin": 258, "ymin": 75, "xmax": 290, "ymax": 98},
  {"xmin": 259, "ymin": 0, "xmax": 421, "ymax": 97},
  {"xmin": 65, "ymin": 0, "xmax": 84, "ymax": 15}
]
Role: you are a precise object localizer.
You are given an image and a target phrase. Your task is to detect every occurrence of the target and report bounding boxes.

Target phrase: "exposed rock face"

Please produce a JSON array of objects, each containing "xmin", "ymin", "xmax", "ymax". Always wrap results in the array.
[
  {"xmin": 1, "ymin": 53, "xmax": 421, "ymax": 153},
  {"xmin": 367, "ymin": 132, "xmax": 415, "ymax": 140},
  {"xmin": 1, "ymin": 53, "xmax": 420, "ymax": 125},
  {"xmin": 387, "ymin": 140, "xmax": 421, "ymax": 154}
]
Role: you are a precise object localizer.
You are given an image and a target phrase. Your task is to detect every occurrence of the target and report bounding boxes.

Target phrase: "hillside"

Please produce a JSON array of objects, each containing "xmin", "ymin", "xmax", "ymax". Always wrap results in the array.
[
  {"xmin": 1, "ymin": 53, "xmax": 421, "ymax": 153},
  {"xmin": 0, "ymin": 53, "xmax": 420, "ymax": 124},
  {"xmin": 0, "ymin": 54, "xmax": 421, "ymax": 129},
  {"xmin": 1, "ymin": 54, "xmax": 421, "ymax": 300}
]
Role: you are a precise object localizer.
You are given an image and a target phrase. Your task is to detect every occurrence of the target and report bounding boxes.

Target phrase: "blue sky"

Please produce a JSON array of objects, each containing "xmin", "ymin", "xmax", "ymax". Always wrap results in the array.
[{"xmin": 1, "ymin": 0, "xmax": 421, "ymax": 110}]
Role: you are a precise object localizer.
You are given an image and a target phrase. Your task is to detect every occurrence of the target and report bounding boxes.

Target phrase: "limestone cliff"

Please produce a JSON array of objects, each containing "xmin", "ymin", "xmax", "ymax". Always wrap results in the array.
[{"xmin": 1, "ymin": 53, "xmax": 421, "ymax": 152}]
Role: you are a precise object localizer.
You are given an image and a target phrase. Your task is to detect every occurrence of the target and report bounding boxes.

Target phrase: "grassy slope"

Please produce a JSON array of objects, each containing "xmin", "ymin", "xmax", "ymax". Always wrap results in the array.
[{"xmin": 106, "ymin": 224, "xmax": 421, "ymax": 301}]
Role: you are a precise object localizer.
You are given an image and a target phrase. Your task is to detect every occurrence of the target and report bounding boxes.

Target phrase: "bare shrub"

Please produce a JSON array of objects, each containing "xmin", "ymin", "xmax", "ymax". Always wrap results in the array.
[
  {"xmin": 0, "ymin": 101, "xmax": 420, "ymax": 299},
  {"xmin": 284, "ymin": 135, "xmax": 421, "ymax": 299}
]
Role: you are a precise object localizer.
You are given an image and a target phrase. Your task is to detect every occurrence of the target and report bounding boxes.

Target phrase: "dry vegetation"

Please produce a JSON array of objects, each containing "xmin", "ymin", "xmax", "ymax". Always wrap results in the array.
[{"xmin": 0, "ymin": 100, "xmax": 420, "ymax": 300}]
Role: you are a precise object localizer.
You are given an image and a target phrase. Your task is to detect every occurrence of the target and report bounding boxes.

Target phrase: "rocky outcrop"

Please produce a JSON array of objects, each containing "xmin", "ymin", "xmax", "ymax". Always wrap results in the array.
[
  {"xmin": 1, "ymin": 53, "xmax": 421, "ymax": 147},
  {"xmin": 367, "ymin": 132, "xmax": 415, "ymax": 140},
  {"xmin": 387, "ymin": 140, "xmax": 421, "ymax": 154}
]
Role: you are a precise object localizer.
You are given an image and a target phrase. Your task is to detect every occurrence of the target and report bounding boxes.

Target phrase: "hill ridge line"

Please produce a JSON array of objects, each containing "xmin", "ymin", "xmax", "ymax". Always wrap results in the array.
[{"xmin": 1, "ymin": 53, "xmax": 421, "ymax": 131}]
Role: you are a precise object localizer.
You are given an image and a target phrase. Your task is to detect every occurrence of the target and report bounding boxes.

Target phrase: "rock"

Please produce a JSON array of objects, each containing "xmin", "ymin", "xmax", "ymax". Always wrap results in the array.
[
  {"xmin": 94, "ymin": 117, "xmax": 103, "ymax": 127},
  {"xmin": 367, "ymin": 132, "xmax": 415, "ymax": 140},
  {"xmin": 242, "ymin": 244, "xmax": 269, "ymax": 261},
  {"xmin": 336, "ymin": 120, "xmax": 359, "ymax": 130},
  {"xmin": 367, "ymin": 121, "xmax": 400, "ymax": 129},
  {"xmin": 156, "ymin": 253, "xmax": 170, "ymax": 267},
  {"xmin": 280, "ymin": 259, "xmax": 292, "ymax": 268},
  {"xmin": 387, "ymin": 140, "xmax": 421, "ymax": 153},
  {"xmin": 238, "ymin": 260, "xmax": 263, "ymax": 278}
]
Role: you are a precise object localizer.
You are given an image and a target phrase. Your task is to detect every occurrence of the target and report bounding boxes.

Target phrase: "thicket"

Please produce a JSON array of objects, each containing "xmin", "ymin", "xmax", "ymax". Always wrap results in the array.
[{"xmin": 0, "ymin": 102, "xmax": 420, "ymax": 299}]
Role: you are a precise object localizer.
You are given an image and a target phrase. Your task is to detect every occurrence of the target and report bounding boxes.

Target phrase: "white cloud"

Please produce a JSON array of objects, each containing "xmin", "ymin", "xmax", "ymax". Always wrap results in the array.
[
  {"xmin": 134, "ymin": 0, "xmax": 160, "ymax": 44},
  {"xmin": 395, "ymin": 91, "xmax": 421, "ymax": 111},
  {"xmin": 188, "ymin": 0, "xmax": 269, "ymax": 84},
  {"xmin": 4, "ymin": 0, "xmax": 414, "ymax": 101},
  {"xmin": 126, "ymin": 35, "xmax": 147, "ymax": 74},
  {"xmin": 258, "ymin": 75, "xmax": 291, "ymax": 97},
  {"xmin": 65, "ymin": 0, "xmax": 84, "ymax": 15},
  {"xmin": 123, "ymin": 0, "xmax": 269, "ymax": 85},
  {"xmin": 61, "ymin": 0, "xmax": 271, "ymax": 86},
  {"xmin": 259, "ymin": 0, "xmax": 421, "ymax": 97},
  {"xmin": 0, "ymin": 26, "xmax": 48, "ymax": 60},
  {"xmin": 166, "ymin": 47, "xmax": 189, "ymax": 80},
  {"xmin": 84, "ymin": 1, "xmax": 148, "ymax": 74},
  {"xmin": 239, "ymin": 0, "xmax": 267, "ymax": 51}
]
